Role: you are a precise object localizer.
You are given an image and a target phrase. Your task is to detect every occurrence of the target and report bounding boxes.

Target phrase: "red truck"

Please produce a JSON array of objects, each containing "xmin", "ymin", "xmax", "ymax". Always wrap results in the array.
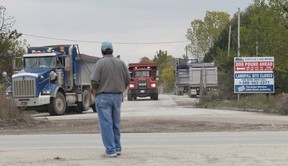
[{"xmin": 127, "ymin": 62, "xmax": 158, "ymax": 100}]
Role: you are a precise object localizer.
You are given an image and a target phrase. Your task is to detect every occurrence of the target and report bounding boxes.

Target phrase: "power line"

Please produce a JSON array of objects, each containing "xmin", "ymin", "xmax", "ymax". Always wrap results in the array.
[{"xmin": 22, "ymin": 33, "xmax": 189, "ymax": 45}]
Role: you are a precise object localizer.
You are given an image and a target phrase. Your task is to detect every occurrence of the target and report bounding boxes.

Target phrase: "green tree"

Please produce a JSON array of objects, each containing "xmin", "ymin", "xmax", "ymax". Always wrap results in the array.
[
  {"xmin": 139, "ymin": 56, "xmax": 153, "ymax": 63},
  {"xmin": 186, "ymin": 11, "xmax": 230, "ymax": 61},
  {"xmin": 153, "ymin": 50, "xmax": 175, "ymax": 93},
  {"xmin": 153, "ymin": 50, "xmax": 174, "ymax": 78},
  {"xmin": 269, "ymin": 0, "xmax": 288, "ymax": 27},
  {"xmin": 161, "ymin": 67, "xmax": 175, "ymax": 93},
  {"xmin": 181, "ymin": 53, "xmax": 188, "ymax": 60},
  {"xmin": 206, "ymin": 0, "xmax": 288, "ymax": 94},
  {"xmin": 244, "ymin": 1, "xmax": 288, "ymax": 93}
]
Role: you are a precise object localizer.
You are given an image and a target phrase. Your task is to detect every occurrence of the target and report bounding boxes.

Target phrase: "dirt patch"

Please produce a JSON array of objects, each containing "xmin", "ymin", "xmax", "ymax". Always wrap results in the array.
[
  {"xmin": 1, "ymin": 95, "xmax": 288, "ymax": 135},
  {"xmin": 1, "ymin": 116, "xmax": 288, "ymax": 135}
]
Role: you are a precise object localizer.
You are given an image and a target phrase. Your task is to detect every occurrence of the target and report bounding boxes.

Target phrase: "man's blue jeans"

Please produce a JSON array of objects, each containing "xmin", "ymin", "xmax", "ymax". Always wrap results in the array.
[{"xmin": 96, "ymin": 93, "xmax": 122, "ymax": 155}]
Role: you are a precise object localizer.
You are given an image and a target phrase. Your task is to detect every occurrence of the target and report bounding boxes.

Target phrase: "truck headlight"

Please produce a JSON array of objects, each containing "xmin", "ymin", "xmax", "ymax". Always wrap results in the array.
[
  {"xmin": 129, "ymin": 84, "xmax": 135, "ymax": 88},
  {"xmin": 49, "ymin": 71, "xmax": 57, "ymax": 81},
  {"xmin": 151, "ymin": 83, "xmax": 157, "ymax": 88},
  {"xmin": 6, "ymin": 92, "xmax": 12, "ymax": 97},
  {"xmin": 42, "ymin": 90, "xmax": 51, "ymax": 95}
]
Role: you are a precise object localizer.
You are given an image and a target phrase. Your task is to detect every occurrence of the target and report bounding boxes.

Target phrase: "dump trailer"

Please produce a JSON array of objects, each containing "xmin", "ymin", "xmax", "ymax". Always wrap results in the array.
[
  {"xmin": 127, "ymin": 62, "xmax": 158, "ymax": 100},
  {"xmin": 174, "ymin": 58, "xmax": 198, "ymax": 95},
  {"xmin": 187, "ymin": 63, "xmax": 218, "ymax": 98},
  {"xmin": 5, "ymin": 44, "xmax": 100, "ymax": 115}
]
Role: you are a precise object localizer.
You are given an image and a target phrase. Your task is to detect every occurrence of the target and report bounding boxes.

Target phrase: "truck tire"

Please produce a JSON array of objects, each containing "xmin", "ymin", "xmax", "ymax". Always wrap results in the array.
[
  {"xmin": 76, "ymin": 88, "xmax": 91, "ymax": 113},
  {"xmin": 48, "ymin": 92, "xmax": 66, "ymax": 116},
  {"xmin": 91, "ymin": 103, "xmax": 97, "ymax": 113},
  {"xmin": 151, "ymin": 93, "xmax": 158, "ymax": 100},
  {"xmin": 187, "ymin": 88, "xmax": 192, "ymax": 98},
  {"xmin": 175, "ymin": 90, "xmax": 179, "ymax": 95},
  {"xmin": 127, "ymin": 93, "xmax": 132, "ymax": 101},
  {"xmin": 177, "ymin": 91, "xmax": 183, "ymax": 95},
  {"xmin": 175, "ymin": 86, "xmax": 183, "ymax": 95},
  {"xmin": 174, "ymin": 86, "xmax": 178, "ymax": 95}
]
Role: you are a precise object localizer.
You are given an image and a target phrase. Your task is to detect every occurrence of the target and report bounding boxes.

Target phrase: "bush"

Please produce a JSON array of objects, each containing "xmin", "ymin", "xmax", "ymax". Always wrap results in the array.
[
  {"xmin": 204, "ymin": 89, "xmax": 219, "ymax": 100},
  {"xmin": 199, "ymin": 92, "xmax": 288, "ymax": 115},
  {"xmin": 238, "ymin": 94, "xmax": 272, "ymax": 110},
  {"xmin": 273, "ymin": 93, "xmax": 288, "ymax": 115},
  {"xmin": 0, "ymin": 92, "xmax": 32, "ymax": 121},
  {"xmin": 0, "ymin": 84, "xmax": 3, "ymax": 92}
]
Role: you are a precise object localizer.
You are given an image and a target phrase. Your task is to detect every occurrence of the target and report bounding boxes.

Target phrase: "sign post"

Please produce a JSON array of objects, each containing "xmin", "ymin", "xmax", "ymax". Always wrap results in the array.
[{"xmin": 234, "ymin": 57, "xmax": 274, "ymax": 94}]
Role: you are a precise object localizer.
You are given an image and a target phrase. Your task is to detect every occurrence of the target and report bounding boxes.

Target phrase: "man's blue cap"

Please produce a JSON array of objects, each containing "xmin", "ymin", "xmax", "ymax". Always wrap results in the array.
[{"xmin": 101, "ymin": 42, "xmax": 113, "ymax": 51}]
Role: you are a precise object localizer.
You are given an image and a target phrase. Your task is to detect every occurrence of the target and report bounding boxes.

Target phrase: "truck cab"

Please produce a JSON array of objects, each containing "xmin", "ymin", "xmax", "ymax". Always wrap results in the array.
[
  {"xmin": 5, "ymin": 45, "xmax": 100, "ymax": 115},
  {"xmin": 128, "ymin": 63, "xmax": 158, "ymax": 100}
]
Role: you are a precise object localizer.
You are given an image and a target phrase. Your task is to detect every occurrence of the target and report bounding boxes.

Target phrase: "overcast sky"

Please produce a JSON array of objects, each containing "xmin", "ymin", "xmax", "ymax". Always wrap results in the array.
[{"xmin": 2, "ymin": 0, "xmax": 253, "ymax": 64}]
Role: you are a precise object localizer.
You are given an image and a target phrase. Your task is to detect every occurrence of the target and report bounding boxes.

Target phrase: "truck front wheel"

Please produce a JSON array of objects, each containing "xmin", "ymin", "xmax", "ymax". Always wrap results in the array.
[
  {"xmin": 127, "ymin": 93, "xmax": 132, "ymax": 101},
  {"xmin": 151, "ymin": 93, "xmax": 158, "ymax": 100},
  {"xmin": 48, "ymin": 92, "xmax": 66, "ymax": 116}
]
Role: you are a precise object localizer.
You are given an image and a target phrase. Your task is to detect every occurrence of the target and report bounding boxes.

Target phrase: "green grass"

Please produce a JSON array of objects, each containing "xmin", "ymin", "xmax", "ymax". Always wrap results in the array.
[{"xmin": 198, "ymin": 92, "xmax": 288, "ymax": 115}]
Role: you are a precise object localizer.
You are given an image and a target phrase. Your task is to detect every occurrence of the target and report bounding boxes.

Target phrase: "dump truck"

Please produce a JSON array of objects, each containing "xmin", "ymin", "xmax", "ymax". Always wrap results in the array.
[
  {"xmin": 127, "ymin": 62, "xmax": 158, "ymax": 100},
  {"xmin": 187, "ymin": 62, "xmax": 218, "ymax": 98},
  {"xmin": 174, "ymin": 58, "xmax": 198, "ymax": 95},
  {"xmin": 4, "ymin": 44, "xmax": 100, "ymax": 115}
]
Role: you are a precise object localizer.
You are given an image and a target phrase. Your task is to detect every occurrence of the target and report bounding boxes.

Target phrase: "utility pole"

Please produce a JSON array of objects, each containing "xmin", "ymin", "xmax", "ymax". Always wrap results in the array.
[
  {"xmin": 12, "ymin": 56, "xmax": 16, "ymax": 73},
  {"xmin": 256, "ymin": 40, "xmax": 259, "ymax": 56},
  {"xmin": 185, "ymin": 46, "xmax": 188, "ymax": 58},
  {"xmin": 199, "ymin": 67, "xmax": 204, "ymax": 104},
  {"xmin": 237, "ymin": 8, "xmax": 241, "ymax": 57},
  {"xmin": 228, "ymin": 25, "xmax": 231, "ymax": 57},
  {"xmin": 237, "ymin": 8, "xmax": 241, "ymax": 103}
]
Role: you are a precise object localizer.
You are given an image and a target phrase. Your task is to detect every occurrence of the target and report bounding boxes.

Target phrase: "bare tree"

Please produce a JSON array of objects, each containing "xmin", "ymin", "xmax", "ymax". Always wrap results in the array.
[
  {"xmin": 0, "ymin": 6, "xmax": 23, "ymax": 78},
  {"xmin": 0, "ymin": 6, "xmax": 15, "ymax": 38}
]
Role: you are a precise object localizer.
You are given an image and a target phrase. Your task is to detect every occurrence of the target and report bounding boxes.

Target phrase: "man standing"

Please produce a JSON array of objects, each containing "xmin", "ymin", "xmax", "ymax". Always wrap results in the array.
[{"xmin": 91, "ymin": 42, "xmax": 130, "ymax": 157}]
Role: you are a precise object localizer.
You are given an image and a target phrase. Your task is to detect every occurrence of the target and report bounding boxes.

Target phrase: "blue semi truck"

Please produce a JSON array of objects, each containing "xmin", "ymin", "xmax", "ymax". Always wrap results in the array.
[{"xmin": 4, "ymin": 44, "xmax": 99, "ymax": 115}]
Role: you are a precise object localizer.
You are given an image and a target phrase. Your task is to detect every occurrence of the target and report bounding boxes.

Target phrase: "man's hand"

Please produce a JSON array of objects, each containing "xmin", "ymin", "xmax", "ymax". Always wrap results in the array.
[
  {"xmin": 91, "ymin": 80, "xmax": 99, "ymax": 97},
  {"xmin": 91, "ymin": 89, "xmax": 97, "ymax": 97}
]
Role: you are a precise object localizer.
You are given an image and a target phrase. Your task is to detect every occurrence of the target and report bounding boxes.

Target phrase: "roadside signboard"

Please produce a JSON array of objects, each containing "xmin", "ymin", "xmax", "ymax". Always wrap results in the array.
[{"xmin": 234, "ymin": 57, "xmax": 274, "ymax": 93}]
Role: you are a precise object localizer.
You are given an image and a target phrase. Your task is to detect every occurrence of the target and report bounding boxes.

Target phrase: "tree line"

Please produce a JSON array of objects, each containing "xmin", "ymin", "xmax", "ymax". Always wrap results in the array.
[
  {"xmin": 139, "ymin": 0, "xmax": 288, "ymax": 95},
  {"xmin": 217, "ymin": 0, "xmax": 288, "ymax": 96},
  {"xmin": 2, "ymin": 1, "xmax": 288, "ymax": 95}
]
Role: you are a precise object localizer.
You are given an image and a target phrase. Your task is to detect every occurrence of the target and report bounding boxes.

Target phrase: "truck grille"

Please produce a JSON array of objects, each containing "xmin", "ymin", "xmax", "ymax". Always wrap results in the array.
[
  {"xmin": 13, "ymin": 78, "xmax": 36, "ymax": 98},
  {"xmin": 138, "ymin": 80, "xmax": 147, "ymax": 89}
]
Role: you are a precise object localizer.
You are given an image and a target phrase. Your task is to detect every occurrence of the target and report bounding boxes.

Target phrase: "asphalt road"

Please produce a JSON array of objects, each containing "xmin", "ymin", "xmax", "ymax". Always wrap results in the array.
[
  {"xmin": 1, "ymin": 132, "xmax": 288, "ymax": 165},
  {"xmin": 1, "ymin": 132, "xmax": 288, "ymax": 149}
]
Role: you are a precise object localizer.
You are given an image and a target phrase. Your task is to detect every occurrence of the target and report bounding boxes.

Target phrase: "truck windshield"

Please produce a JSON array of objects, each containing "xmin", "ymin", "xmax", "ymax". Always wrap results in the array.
[
  {"xmin": 134, "ymin": 71, "xmax": 150, "ymax": 77},
  {"xmin": 24, "ymin": 57, "xmax": 56, "ymax": 68}
]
